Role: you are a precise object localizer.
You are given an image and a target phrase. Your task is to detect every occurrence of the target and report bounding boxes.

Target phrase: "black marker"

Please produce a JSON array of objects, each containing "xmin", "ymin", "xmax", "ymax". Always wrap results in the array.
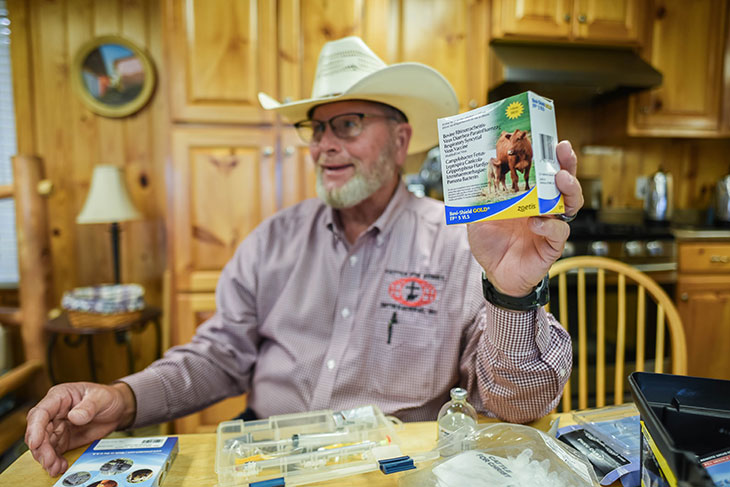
[{"xmin": 387, "ymin": 312, "xmax": 397, "ymax": 344}]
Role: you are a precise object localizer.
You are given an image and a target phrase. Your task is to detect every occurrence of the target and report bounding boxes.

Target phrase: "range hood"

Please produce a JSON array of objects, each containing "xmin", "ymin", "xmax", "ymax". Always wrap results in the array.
[{"xmin": 488, "ymin": 42, "xmax": 662, "ymax": 104}]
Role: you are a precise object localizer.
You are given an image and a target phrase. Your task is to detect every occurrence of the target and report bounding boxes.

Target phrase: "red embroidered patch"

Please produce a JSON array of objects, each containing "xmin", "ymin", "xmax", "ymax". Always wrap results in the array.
[{"xmin": 388, "ymin": 277, "xmax": 437, "ymax": 307}]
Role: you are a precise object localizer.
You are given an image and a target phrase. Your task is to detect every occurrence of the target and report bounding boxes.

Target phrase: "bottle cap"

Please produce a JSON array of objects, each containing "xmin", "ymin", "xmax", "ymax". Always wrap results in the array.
[{"xmin": 450, "ymin": 387, "xmax": 467, "ymax": 401}]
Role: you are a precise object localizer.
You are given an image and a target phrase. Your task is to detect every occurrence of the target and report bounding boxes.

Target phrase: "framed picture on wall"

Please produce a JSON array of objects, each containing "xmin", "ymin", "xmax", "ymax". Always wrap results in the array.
[{"xmin": 72, "ymin": 36, "xmax": 156, "ymax": 118}]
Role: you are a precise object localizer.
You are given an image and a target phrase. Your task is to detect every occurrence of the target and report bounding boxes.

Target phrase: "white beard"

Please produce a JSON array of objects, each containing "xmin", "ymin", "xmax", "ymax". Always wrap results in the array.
[{"xmin": 315, "ymin": 143, "xmax": 397, "ymax": 209}]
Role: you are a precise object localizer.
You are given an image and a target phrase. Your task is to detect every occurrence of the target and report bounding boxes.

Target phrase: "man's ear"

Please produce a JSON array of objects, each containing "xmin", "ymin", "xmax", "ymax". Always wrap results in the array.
[{"xmin": 392, "ymin": 123, "xmax": 413, "ymax": 165}]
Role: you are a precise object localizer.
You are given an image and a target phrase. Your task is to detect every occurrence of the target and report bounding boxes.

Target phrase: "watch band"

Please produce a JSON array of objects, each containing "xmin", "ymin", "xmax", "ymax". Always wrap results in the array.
[{"xmin": 481, "ymin": 273, "xmax": 550, "ymax": 311}]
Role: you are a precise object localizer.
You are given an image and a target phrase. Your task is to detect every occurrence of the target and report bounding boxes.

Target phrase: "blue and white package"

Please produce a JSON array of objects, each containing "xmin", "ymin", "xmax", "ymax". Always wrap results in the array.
[{"xmin": 53, "ymin": 436, "xmax": 178, "ymax": 487}]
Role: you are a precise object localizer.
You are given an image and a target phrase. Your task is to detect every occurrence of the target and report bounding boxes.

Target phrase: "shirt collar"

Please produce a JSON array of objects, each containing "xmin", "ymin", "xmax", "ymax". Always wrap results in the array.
[{"xmin": 324, "ymin": 181, "xmax": 411, "ymax": 244}]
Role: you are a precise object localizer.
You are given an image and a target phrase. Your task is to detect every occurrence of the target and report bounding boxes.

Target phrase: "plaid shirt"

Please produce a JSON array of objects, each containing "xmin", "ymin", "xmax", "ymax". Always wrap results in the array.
[{"xmin": 123, "ymin": 184, "xmax": 571, "ymax": 426}]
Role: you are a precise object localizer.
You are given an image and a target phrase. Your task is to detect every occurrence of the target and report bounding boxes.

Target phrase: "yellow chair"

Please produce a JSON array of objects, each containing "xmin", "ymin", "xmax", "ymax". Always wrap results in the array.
[{"xmin": 548, "ymin": 256, "xmax": 687, "ymax": 412}]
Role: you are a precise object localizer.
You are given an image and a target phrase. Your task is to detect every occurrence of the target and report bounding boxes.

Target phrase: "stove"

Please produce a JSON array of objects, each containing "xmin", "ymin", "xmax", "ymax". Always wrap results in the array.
[{"xmin": 561, "ymin": 213, "xmax": 677, "ymax": 281}]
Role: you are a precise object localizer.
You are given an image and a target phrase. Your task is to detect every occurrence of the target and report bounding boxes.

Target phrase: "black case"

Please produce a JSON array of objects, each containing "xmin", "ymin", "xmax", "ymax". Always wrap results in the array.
[{"xmin": 628, "ymin": 372, "xmax": 730, "ymax": 487}]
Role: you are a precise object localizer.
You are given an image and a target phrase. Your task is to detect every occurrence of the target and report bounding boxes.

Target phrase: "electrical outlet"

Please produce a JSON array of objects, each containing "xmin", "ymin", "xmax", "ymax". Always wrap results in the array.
[{"xmin": 635, "ymin": 176, "xmax": 648, "ymax": 200}]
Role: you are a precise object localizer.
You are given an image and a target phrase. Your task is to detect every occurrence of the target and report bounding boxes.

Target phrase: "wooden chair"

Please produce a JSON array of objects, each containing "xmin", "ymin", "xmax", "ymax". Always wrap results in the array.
[
  {"xmin": 548, "ymin": 256, "xmax": 687, "ymax": 412},
  {"xmin": 0, "ymin": 155, "xmax": 52, "ymax": 452}
]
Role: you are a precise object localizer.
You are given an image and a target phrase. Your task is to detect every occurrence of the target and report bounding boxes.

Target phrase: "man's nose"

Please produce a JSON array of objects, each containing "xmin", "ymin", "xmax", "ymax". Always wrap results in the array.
[{"xmin": 314, "ymin": 123, "xmax": 342, "ymax": 154}]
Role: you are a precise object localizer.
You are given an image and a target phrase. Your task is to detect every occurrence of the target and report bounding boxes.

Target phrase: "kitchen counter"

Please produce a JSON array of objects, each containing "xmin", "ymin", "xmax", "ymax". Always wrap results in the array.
[{"xmin": 672, "ymin": 228, "xmax": 730, "ymax": 241}]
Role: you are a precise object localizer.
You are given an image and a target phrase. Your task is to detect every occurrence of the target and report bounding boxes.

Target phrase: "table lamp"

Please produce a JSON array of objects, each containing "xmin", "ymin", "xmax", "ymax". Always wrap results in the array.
[{"xmin": 76, "ymin": 165, "xmax": 141, "ymax": 284}]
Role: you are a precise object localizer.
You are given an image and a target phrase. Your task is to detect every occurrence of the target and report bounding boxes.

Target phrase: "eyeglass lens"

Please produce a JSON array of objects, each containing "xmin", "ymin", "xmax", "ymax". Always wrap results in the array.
[{"xmin": 295, "ymin": 113, "xmax": 393, "ymax": 143}]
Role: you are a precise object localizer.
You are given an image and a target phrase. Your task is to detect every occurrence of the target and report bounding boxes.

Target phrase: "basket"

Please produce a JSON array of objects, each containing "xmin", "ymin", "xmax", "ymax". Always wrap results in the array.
[
  {"xmin": 67, "ymin": 309, "xmax": 143, "ymax": 328},
  {"xmin": 62, "ymin": 284, "xmax": 145, "ymax": 328}
]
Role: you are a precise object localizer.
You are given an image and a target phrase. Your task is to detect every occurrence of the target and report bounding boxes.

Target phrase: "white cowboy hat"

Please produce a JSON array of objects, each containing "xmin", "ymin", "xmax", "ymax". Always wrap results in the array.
[{"xmin": 258, "ymin": 36, "xmax": 459, "ymax": 154}]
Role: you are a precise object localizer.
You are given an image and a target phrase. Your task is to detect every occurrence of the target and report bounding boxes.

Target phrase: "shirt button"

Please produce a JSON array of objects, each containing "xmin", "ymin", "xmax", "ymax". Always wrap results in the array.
[
  {"xmin": 326, "ymin": 359, "xmax": 336, "ymax": 370},
  {"xmin": 559, "ymin": 368, "xmax": 568, "ymax": 378},
  {"xmin": 376, "ymin": 235, "xmax": 384, "ymax": 246},
  {"xmin": 341, "ymin": 308, "xmax": 350, "ymax": 318},
  {"xmin": 349, "ymin": 255, "xmax": 358, "ymax": 266}
]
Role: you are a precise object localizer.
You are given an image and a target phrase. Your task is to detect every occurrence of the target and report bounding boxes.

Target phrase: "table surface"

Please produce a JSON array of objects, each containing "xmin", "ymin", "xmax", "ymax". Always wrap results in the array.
[{"xmin": 1, "ymin": 415, "xmax": 566, "ymax": 486}]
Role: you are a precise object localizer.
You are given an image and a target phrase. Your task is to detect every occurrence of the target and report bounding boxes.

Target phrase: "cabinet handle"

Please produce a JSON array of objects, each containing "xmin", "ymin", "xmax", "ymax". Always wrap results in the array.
[
  {"xmin": 284, "ymin": 146, "xmax": 295, "ymax": 157},
  {"xmin": 262, "ymin": 146, "xmax": 274, "ymax": 157},
  {"xmin": 680, "ymin": 293, "xmax": 689, "ymax": 302},
  {"xmin": 37, "ymin": 179, "xmax": 54, "ymax": 196},
  {"xmin": 564, "ymin": 13, "xmax": 571, "ymax": 22},
  {"xmin": 578, "ymin": 14, "xmax": 587, "ymax": 23},
  {"xmin": 710, "ymin": 255, "xmax": 729, "ymax": 263},
  {"xmin": 468, "ymin": 99, "xmax": 478, "ymax": 109}
]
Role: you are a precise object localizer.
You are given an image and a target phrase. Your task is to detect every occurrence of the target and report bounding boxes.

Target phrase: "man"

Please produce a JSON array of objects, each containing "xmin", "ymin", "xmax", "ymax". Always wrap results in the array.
[{"xmin": 26, "ymin": 37, "xmax": 583, "ymax": 476}]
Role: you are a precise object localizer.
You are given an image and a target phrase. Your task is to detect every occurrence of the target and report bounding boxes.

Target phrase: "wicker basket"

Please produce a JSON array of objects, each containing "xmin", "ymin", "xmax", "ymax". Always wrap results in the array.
[{"xmin": 67, "ymin": 309, "xmax": 143, "ymax": 329}]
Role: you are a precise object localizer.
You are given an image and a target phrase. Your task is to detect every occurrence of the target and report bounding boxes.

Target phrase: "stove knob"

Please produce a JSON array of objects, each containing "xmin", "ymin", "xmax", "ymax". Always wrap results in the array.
[
  {"xmin": 646, "ymin": 240, "xmax": 664, "ymax": 256},
  {"xmin": 562, "ymin": 241, "xmax": 576, "ymax": 258},
  {"xmin": 590, "ymin": 241, "xmax": 609, "ymax": 256},
  {"xmin": 624, "ymin": 240, "xmax": 643, "ymax": 257}
]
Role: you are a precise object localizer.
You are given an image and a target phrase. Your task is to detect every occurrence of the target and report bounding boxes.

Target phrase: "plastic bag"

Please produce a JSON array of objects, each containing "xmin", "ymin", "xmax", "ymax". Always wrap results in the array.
[
  {"xmin": 557, "ymin": 404, "xmax": 641, "ymax": 487},
  {"xmin": 399, "ymin": 423, "xmax": 598, "ymax": 487}
]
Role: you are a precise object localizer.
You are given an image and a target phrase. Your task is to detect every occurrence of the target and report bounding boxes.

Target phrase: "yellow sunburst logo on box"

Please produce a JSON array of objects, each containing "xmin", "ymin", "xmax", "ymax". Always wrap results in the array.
[{"xmin": 505, "ymin": 101, "xmax": 524, "ymax": 120}]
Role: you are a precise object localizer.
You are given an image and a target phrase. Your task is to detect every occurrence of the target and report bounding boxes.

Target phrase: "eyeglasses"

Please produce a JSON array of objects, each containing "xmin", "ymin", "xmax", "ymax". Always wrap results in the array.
[{"xmin": 294, "ymin": 112, "xmax": 398, "ymax": 143}]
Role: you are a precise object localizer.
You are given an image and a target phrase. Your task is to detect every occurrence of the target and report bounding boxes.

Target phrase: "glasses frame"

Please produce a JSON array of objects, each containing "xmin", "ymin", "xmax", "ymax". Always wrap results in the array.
[{"xmin": 294, "ymin": 112, "xmax": 399, "ymax": 144}]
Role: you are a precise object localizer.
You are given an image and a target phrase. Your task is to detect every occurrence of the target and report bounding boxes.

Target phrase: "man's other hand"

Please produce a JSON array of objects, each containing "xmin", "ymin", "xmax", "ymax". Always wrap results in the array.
[{"xmin": 25, "ymin": 382, "xmax": 136, "ymax": 476}]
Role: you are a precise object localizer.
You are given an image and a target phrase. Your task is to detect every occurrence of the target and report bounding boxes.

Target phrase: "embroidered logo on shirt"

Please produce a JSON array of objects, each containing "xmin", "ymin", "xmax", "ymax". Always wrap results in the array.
[{"xmin": 388, "ymin": 277, "xmax": 437, "ymax": 307}]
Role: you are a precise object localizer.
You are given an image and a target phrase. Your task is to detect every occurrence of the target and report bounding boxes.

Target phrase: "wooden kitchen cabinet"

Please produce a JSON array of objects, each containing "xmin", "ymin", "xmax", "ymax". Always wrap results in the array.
[
  {"xmin": 676, "ymin": 241, "xmax": 730, "ymax": 381},
  {"xmin": 628, "ymin": 0, "xmax": 729, "ymax": 137},
  {"xmin": 279, "ymin": 0, "xmax": 489, "ymax": 115},
  {"xmin": 170, "ymin": 126, "xmax": 278, "ymax": 293},
  {"xmin": 166, "ymin": 0, "xmax": 277, "ymax": 123},
  {"xmin": 492, "ymin": 0, "xmax": 644, "ymax": 45},
  {"xmin": 173, "ymin": 293, "xmax": 247, "ymax": 434}
]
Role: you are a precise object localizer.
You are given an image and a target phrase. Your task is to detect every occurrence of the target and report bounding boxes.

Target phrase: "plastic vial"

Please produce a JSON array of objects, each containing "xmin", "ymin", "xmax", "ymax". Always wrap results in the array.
[{"xmin": 437, "ymin": 387, "xmax": 478, "ymax": 452}]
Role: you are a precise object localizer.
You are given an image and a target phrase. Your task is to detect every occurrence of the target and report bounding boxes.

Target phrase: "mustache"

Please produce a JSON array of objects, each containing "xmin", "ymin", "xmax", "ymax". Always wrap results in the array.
[{"xmin": 316, "ymin": 154, "xmax": 361, "ymax": 168}]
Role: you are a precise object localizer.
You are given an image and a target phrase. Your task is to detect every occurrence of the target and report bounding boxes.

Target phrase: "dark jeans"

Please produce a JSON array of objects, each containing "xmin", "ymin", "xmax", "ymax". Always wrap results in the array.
[{"xmin": 233, "ymin": 407, "xmax": 258, "ymax": 421}]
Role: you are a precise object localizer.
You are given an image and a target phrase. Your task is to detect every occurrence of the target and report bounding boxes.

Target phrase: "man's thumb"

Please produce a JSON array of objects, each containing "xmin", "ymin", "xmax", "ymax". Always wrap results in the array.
[{"xmin": 67, "ymin": 392, "xmax": 101, "ymax": 425}]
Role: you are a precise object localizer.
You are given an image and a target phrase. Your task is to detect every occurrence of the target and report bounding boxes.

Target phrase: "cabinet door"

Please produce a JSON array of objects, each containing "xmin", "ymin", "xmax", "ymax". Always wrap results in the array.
[
  {"xmin": 173, "ymin": 293, "xmax": 247, "ymax": 434},
  {"xmin": 278, "ymin": 0, "xmax": 489, "ymax": 118},
  {"xmin": 280, "ymin": 127, "xmax": 317, "ymax": 209},
  {"xmin": 677, "ymin": 276, "xmax": 730, "ymax": 381},
  {"xmin": 170, "ymin": 127, "xmax": 277, "ymax": 292},
  {"xmin": 398, "ymin": 0, "xmax": 489, "ymax": 112},
  {"xmin": 629, "ymin": 0, "xmax": 727, "ymax": 136},
  {"xmin": 166, "ymin": 0, "xmax": 277, "ymax": 123},
  {"xmin": 493, "ymin": 0, "xmax": 573, "ymax": 39},
  {"xmin": 278, "ymin": 0, "xmax": 376, "ymax": 107},
  {"xmin": 573, "ymin": 0, "xmax": 642, "ymax": 43}
]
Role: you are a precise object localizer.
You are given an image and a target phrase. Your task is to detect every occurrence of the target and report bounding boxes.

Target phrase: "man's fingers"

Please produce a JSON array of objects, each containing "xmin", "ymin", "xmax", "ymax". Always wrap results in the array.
[
  {"xmin": 556, "ymin": 140, "xmax": 577, "ymax": 175},
  {"xmin": 530, "ymin": 217, "xmax": 570, "ymax": 252},
  {"xmin": 555, "ymin": 169, "xmax": 584, "ymax": 217},
  {"xmin": 25, "ymin": 406, "xmax": 53, "ymax": 449}
]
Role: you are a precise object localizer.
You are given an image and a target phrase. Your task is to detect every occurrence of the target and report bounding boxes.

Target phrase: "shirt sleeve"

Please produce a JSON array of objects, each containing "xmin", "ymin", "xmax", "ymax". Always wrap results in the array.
[
  {"xmin": 461, "ymin": 301, "xmax": 572, "ymax": 423},
  {"xmin": 120, "ymin": 236, "xmax": 262, "ymax": 428}
]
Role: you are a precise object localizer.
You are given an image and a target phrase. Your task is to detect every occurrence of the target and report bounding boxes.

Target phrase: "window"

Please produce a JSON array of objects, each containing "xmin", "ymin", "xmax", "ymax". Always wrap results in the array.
[{"xmin": 0, "ymin": 0, "xmax": 18, "ymax": 286}]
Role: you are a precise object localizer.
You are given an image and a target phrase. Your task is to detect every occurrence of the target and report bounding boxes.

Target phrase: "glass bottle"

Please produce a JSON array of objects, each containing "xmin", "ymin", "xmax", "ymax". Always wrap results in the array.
[{"xmin": 437, "ymin": 387, "xmax": 478, "ymax": 445}]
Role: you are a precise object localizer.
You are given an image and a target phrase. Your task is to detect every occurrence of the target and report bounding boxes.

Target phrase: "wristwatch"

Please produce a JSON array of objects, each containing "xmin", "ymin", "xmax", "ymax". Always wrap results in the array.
[{"xmin": 481, "ymin": 272, "xmax": 550, "ymax": 311}]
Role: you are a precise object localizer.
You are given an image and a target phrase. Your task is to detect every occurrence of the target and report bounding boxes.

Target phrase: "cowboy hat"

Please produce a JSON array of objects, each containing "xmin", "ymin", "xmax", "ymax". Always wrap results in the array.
[{"xmin": 258, "ymin": 36, "xmax": 459, "ymax": 154}]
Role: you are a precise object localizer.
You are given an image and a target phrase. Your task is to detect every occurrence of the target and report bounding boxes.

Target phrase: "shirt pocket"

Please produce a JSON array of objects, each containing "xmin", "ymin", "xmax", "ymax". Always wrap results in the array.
[{"xmin": 366, "ymin": 308, "xmax": 440, "ymax": 402}]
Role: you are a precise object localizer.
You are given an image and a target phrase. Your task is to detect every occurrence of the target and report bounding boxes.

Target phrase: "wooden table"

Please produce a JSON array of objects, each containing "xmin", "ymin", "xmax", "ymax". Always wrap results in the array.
[{"xmin": 1, "ymin": 416, "xmax": 561, "ymax": 486}]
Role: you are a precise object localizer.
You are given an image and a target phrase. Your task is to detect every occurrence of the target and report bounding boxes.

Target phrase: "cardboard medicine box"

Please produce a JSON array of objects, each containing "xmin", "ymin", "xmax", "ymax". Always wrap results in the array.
[
  {"xmin": 53, "ymin": 436, "xmax": 178, "ymax": 487},
  {"xmin": 437, "ymin": 91, "xmax": 564, "ymax": 224}
]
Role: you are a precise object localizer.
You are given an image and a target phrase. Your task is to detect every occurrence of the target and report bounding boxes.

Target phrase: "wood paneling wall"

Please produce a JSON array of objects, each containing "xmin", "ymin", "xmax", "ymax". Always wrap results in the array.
[{"xmin": 8, "ymin": 0, "xmax": 167, "ymax": 383}]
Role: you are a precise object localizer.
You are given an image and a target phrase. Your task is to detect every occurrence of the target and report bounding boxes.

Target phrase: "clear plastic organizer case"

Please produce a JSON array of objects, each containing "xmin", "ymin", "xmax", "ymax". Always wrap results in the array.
[{"xmin": 215, "ymin": 405, "xmax": 434, "ymax": 486}]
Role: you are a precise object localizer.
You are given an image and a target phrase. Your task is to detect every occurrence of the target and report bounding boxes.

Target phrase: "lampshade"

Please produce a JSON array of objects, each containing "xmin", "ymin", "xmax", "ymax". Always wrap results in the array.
[{"xmin": 76, "ymin": 165, "xmax": 142, "ymax": 224}]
